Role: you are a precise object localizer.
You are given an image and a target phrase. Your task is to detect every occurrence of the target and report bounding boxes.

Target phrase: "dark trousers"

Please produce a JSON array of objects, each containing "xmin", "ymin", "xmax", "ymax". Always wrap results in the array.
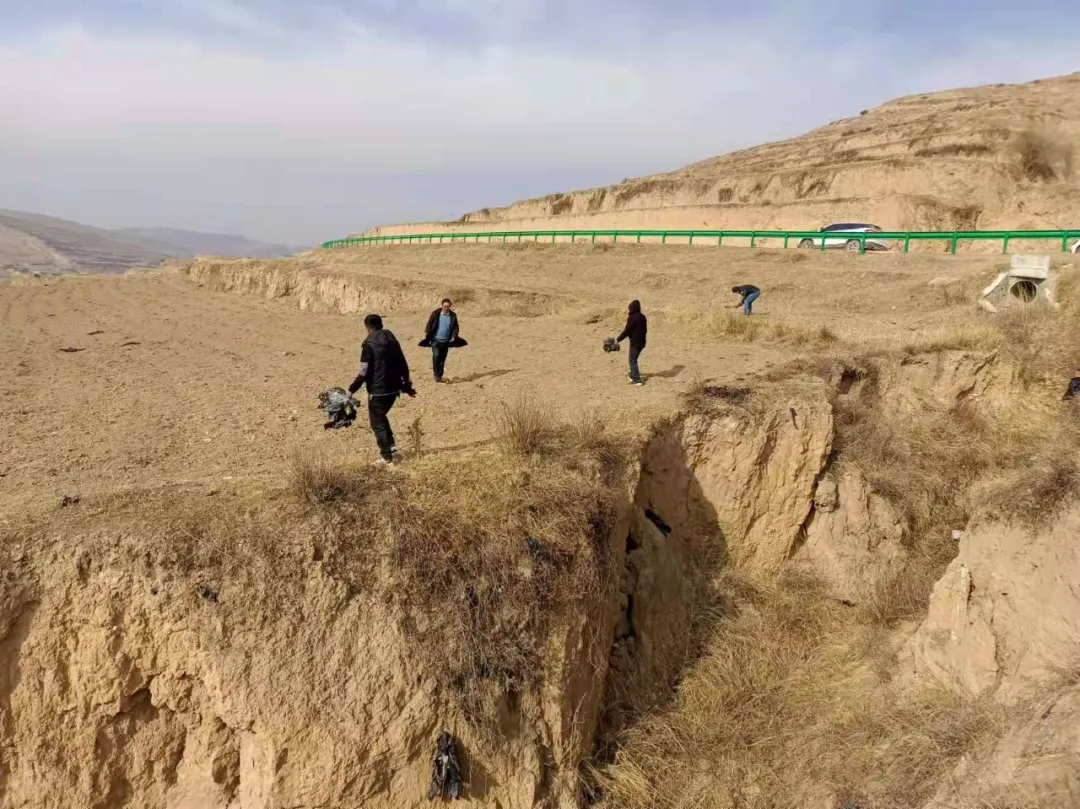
[
  {"xmin": 367, "ymin": 393, "xmax": 399, "ymax": 460},
  {"xmin": 432, "ymin": 341, "xmax": 450, "ymax": 381},
  {"xmin": 628, "ymin": 345, "xmax": 643, "ymax": 383}
]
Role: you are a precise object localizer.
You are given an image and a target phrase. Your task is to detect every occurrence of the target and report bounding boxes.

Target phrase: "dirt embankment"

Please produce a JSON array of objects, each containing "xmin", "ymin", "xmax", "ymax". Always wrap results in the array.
[
  {"xmin": 4, "ymin": 336, "xmax": 1079, "ymax": 808},
  {"xmin": 364, "ymin": 73, "xmax": 1080, "ymax": 244},
  {"xmin": 5, "ymin": 247, "xmax": 1080, "ymax": 808}
]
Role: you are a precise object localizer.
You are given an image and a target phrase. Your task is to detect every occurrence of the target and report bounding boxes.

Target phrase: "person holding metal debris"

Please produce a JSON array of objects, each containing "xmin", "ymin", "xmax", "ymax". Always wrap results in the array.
[
  {"xmin": 616, "ymin": 299, "xmax": 647, "ymax": 386},
  {"xmin": 347, "ymin": 314, "xmax": 416, "ymax": 466},
  {"xmin": 731, "ymin": 284, "xmax": 760, "ymax": 315},
  {"xmin": 419, "ymin": 298, "xmax": 468, "ymax": 383}
]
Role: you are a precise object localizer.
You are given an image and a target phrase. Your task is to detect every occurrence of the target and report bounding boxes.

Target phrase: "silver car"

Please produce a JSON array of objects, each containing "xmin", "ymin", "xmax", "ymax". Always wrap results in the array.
[{"xmin": 797, "ymin": 222, "xmax": 892, "ymax": 252}]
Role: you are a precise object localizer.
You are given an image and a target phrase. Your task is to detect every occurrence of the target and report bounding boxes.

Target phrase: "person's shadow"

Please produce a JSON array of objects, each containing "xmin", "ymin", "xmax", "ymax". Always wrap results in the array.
[
  {"xmin": 455, "ymin": 369, "xmax": 515, "ymax": 383},
  {"xmin": 649, "ymin": 364, "xmax": 685, "ymax": 380}
]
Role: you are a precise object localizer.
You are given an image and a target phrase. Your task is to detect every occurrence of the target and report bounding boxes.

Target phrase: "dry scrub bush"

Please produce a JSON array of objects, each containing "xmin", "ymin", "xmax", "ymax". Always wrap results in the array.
[
  {"xmin": 594, "ymin": 568, "xmax": 1007, "ymax": 809},
  {"xmin": 288, "ymin": 451, "xmax": 367, "ymax": 506},
  {"xmin": 495, "ymin": 395, "xmax": 556, "ymax": 456},
  {"xmin": 1014, "ymin": 129, "xmax": 1074, "ymax": 182}
]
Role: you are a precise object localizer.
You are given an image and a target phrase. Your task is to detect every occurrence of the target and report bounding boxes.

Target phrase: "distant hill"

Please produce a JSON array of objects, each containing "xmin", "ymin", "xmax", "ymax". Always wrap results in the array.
[
  {"xmin": 0, "ymin": 210, "xmax": 303, "ymax": 277},
  {"xmin": 115, "ymin": 227, "xmax": 303, "ymax": 259},
  {"xmin": 0, "ymin": 210, "xmax": 172, "ymax": 276},
  {"xmin": 366, "ymin": 72, "xmax": 1080, "ymax": 240}
]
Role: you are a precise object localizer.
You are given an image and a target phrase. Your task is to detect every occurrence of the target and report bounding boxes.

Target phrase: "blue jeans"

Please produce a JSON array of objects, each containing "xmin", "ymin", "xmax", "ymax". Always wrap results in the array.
[
  {"xmin": 743, "ymin": 290, "xmax": 760, "ymax": 315},
  {"xmin": 629, "ymin": 345, "xmax": 643, "ymax": 383}
]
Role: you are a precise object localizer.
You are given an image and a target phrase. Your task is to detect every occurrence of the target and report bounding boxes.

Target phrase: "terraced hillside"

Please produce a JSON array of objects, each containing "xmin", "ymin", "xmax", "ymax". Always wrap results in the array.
[{"xmin": 366, "ymin": 72, "xmax": 1080, "ymax": 241}]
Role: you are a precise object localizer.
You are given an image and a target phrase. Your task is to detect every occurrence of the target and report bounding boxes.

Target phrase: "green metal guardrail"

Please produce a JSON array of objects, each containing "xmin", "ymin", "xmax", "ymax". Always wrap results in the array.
[{"xmin": 322, "ymin": 229, "xmax": 1080, "ymax": 254}]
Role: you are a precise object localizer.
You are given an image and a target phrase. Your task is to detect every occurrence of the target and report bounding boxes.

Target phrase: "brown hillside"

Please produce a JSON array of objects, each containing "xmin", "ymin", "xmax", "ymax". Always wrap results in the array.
[{"xmin": 366, "ymin": 72, "xmax": 1080, "ymax": 240}]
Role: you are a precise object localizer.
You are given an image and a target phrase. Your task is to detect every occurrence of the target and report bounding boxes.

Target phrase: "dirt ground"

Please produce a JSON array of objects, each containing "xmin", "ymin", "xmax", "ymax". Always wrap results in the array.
[{"xmin": 3, "ymin": 243, "xmax": 1075, "ymax": 518}]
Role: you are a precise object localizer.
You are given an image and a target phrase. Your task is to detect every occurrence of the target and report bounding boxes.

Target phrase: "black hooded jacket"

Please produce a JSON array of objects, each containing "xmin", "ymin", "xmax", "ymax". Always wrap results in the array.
[
  {"xmin": 617, "ymin": 300, "xmax": 647, "ymax": 350},
  {"xmin": 348, "ymin": 328, "xmax": 413, "ymax": 396}
]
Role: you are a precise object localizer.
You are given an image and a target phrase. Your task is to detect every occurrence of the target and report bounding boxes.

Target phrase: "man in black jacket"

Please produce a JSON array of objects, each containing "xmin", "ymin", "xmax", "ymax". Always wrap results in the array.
[
  {"xmin": 419, "ymin": 298, "xmax": 460, "ymax": 383},
  {"xmin": 616, "ymin": 299, "xmax": 647, "ymax": 386},
  {"xmin": 348, "ymin": 314, "xmax": 416, "ymax": 465}
]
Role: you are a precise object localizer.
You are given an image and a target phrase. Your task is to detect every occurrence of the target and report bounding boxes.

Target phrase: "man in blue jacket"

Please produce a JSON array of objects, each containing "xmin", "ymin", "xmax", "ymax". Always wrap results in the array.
[{"xmin": 420, "ymin": 298, "xmax": 462, "ymax": 383}]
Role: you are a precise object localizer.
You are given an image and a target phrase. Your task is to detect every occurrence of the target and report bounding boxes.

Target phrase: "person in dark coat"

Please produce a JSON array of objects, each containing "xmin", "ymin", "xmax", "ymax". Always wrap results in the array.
[
  {"xmin": 616, "ymin": 299, "xmax": 647, "ymax": 386},
  {"xmin": 731, "ymin": 284, "xmax": 760, "ymax": 315},
  {"xmin": 347, "ymin": 314, "xmax": 416, "ymax": 465},
  {"xmin": 419, "ymin": 298, "xmax": 461, "ymax": 383}
]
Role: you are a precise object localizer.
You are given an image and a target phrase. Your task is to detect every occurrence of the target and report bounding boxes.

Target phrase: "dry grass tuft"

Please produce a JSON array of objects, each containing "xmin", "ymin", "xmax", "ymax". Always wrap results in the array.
[
  {"xmin": 495, "ymin": 395, "xmax": 557, "ymax": 456},
  {"xmin": 700, "ymin": 310, "xmax": 766, "ymax": 341},
  {"xmin": 568, "ymin": 407, "xmax": 606, "ymax": 451},
  {"xmin": 288, "ymin": 451, "xmax": 368, "ymax": 507},
  {"xmin": 900, "ymin": 323, "xmax": 1002, "ymax": 354},
  {"xmin": 406, "ymin": 416, "xmax": 425, "ymax": 458}
]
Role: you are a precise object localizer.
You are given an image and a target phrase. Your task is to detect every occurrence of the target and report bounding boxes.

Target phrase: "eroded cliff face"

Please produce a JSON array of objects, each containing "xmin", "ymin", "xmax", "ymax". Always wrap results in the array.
[
  {"xmin": 3, "ymin": 348, "xmax": 1075, "ymax": 808},
  {"xmin": 0, "ymin": 547, "xmax": 605, "ymax": 809},
  {"xmin": 0, "ymin": 464, "xmax": 630, "ymax": 809}
]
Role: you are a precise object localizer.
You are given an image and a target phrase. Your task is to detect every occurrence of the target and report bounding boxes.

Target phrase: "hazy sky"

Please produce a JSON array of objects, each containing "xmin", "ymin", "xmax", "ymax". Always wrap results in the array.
[{"xmin": 1, "ymin": 1, "xmax": 1078, "ymax": 245}]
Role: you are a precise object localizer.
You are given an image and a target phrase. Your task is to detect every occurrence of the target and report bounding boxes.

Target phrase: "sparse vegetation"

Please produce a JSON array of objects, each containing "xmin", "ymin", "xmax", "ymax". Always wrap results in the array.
[
  {"xmin": 700, "ymin": 310, "xmax": 842, "ymax": 347},
  {"xmin": 495, "ymin": 395, "xmax": 557, "ymax": 456},
  {"xmin": 1014, "ymin": 129, "xmax": 1074, "ymax": 181},
  {"xmin": 288, "ymin": 451, "xmax": 367, "ymax": 507},
  {"xmin": 915, "ymin": 143, "xmax": 994, "ymax": 158},
  {"xmin": 595, "ymin": 568, "xmax": 1008, "ymax": 809},
  {"xmin": 406, "ymin": 415, "xmax": 425, "ymax": 458}
]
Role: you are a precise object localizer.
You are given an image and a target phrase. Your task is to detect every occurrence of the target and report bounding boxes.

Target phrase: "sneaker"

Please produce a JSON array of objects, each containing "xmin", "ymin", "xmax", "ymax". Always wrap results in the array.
[
  {"xmin": 390, "ymin": 445, "xmax": 399, "ymax": 454},
  {"xmin": 631, "ymin": 380, "xmax": 643, "ymax": 386},
  {"xmin": 374, "ymin": 457, "xmax": 395, "ymax": 467}
]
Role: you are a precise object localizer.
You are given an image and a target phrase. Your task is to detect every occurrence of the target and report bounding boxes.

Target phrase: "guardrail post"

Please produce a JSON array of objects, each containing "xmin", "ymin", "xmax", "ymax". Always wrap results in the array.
[
  {"xmin": 860, "ymin": 235, "xmax": 866, "ymax": 254},
  {"xmin": 750, "ymin": 232, "xmax": 757, "ymax": 248},
  {"xmin": 1003, "ymin": 234, "xmax": 1011, "ymax": 254},
  {"xmin": 783, "ymin": 235, "xmax": 789, "ymax": 249},
  {"xmin": 904, "ymin": 234, "xmax": 911, "ymax": 253},
  {"xmin": 591, "ymin": 232, "xmax": 596, "ymax": 244},
  {"xmin": 636, "ymin": 232, "xmax": 641, "ymax": 244},
  {"xmin": 718, "ymin": 233, "xmax": 724, "ymax": 246},
  {"xmin": 612, "ymin": 233, "xmax": 618, "ymax": 244},
  {"xmin": 1062, "ymin": 233, "xmax": 1070, "ymax": 252},
  {"xmin": 950, "ymin": 233, "xmax": 959, "ymax": 255},
  {"xmin": 661, "ymin": 232, "xmax": 667, "ymax": 244},
  {"xmin": 689, "ymin": 232, "xmax": 694, "ymax": 246}
]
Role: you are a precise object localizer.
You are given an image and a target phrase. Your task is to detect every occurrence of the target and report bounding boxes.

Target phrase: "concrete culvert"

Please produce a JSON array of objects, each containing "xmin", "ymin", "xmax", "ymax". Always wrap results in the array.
[{"xmin": 1010, "ymin": 279, "xmax": 1038, "ymax": 303}]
